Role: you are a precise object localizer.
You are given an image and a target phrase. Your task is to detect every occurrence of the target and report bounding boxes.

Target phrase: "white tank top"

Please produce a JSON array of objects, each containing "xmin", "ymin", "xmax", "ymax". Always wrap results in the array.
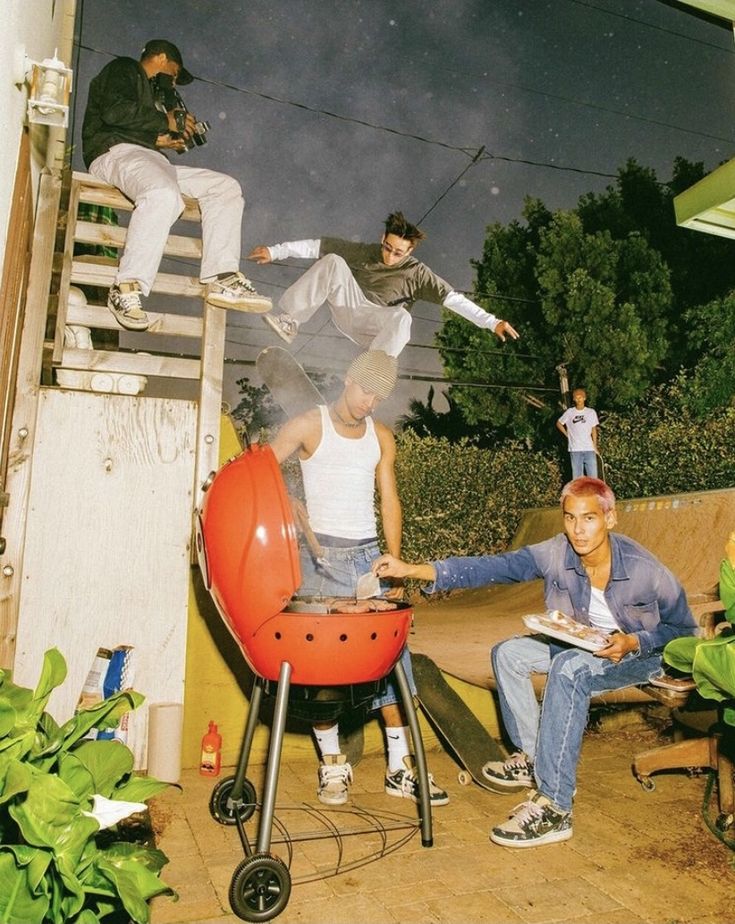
[{"xmin": 299, "ymin": 405, "xmax": 381, "ymax": 539}]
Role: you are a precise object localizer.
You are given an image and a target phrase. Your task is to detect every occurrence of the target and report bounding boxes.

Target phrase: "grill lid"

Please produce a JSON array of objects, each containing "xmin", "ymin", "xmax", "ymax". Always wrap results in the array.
[{"xmin": 197, "ymin": 443, "xmax": 301, "ymax": 635}]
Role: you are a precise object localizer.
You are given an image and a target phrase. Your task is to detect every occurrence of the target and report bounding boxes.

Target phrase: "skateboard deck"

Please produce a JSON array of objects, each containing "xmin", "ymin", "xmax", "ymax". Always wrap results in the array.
[
  {"xmin": 256, "ymin": 346, "xmax": 324, "ymax": 418},
  {"xmin": 411, "ymin": 652, "xmax": 509, "ymax": 792}
]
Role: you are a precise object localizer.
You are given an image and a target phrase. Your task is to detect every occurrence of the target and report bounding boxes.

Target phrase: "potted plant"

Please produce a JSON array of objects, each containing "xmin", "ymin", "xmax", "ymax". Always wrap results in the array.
[{"xmin": 0, "ymin": 647, "xmax": 175, "ymax": 923}]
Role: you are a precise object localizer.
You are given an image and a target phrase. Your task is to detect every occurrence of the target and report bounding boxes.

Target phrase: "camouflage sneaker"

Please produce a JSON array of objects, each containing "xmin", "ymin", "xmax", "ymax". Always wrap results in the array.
[
  {"xmin": 490, "ymin": 791, "xmax": 572, "ymax": 848},
  {"xmin": 263, "ymin": 312, "xmax": 299, "ymax": 344},
  {"xmin": 384, "ymin": 756, "xmax": 449, "ymax": 806},
  {"xmin": 107, "ymin": 282, "xmax": 150, "ymax": 331},
  {"xmin": 481, "ymin": 751, "xmax": 534, "ymax": 790},
  {"xmin": 205, "ymin": 272, "xmax": 271, "ymax": 312}
]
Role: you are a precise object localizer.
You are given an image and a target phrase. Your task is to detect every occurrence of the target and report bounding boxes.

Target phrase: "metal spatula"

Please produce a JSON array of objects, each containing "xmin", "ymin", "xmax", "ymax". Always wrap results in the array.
[{"xmin": 355, "ymin": 570, "xmax": 382, "ymax": 599}]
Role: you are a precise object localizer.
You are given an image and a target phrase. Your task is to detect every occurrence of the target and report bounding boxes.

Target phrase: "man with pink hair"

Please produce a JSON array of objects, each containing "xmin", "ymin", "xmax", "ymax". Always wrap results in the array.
[{"xmin": 372, "ymin": 477, "xmax": 697, "ymax": 847}]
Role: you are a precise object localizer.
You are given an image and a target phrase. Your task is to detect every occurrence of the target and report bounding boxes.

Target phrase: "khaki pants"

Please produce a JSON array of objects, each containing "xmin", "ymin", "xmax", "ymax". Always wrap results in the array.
[
  {"xmin": 279, "ymin": 253, "xmax": 413, "ymax": 356},
  {"xmin": 90, "ymin": 143, "xmax": 244, "ymax": 295}
]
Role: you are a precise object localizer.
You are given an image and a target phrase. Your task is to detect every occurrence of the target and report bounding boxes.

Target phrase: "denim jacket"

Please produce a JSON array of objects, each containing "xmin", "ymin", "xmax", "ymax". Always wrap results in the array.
[{"xmin": 431, "ymin": 532, "xmax": 697, "ymax": 658}]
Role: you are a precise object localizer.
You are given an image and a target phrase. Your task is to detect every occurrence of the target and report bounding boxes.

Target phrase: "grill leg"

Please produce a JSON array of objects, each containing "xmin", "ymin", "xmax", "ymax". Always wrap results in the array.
[
  {"xmin": 256, "ymin": 661, "xmax": 292, "ymax": 855},
  {"xmin": 394, "ymin": 659, "xmax": 433, "ymax": 847},
  {"xmin": 231, "ymin": 676, "xmax": 265, "ymax": 799}
]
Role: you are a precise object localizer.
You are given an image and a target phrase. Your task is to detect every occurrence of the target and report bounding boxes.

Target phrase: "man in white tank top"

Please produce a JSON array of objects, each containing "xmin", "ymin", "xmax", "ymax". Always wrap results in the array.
[{"xmin": 270, "ymin": 350, "xmax": 448, "ymax": 808}]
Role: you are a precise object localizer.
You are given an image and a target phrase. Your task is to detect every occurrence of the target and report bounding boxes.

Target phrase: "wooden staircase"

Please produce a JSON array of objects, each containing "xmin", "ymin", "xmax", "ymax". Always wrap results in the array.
[
  {"xmin": 50, "ymin": 170, "xmax": 228, "ymax": 506},
  {"xmin": 2, "ymin": 167, "xmax": 241, "ymax": 768}
]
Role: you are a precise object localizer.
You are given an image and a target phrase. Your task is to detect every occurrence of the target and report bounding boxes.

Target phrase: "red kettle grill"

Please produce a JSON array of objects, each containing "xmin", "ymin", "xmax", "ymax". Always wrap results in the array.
[{"xmin": 196, "ymin": 442, "xmax": 433, "ymax": 922}]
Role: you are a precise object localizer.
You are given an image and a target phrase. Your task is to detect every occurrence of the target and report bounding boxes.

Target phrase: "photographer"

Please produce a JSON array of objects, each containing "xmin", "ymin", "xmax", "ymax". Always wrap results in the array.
[{"xmin": 82, "ymin": 39, "xmax": 269, "ymax": 331}]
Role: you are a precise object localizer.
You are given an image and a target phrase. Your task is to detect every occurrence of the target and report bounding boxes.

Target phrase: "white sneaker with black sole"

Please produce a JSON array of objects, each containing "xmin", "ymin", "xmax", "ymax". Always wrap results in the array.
[
  {"xmin": 107, "ymin": 282, "xmax": 150, "ymax": 331},
  {"xmin": 384, "ymin": 755, "xmax": 449, "ymax": 806}
]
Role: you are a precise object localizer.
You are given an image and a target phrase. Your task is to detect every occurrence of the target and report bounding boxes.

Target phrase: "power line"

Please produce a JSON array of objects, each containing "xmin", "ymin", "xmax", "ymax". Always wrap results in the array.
[
  {"xmin": 565, "ymin": 0, "xmax": 735, "ymax": 50},
  {"xmin": 418, "ymin": 146, "xmax": 487, "ymax": 223},
  {"xmin": 75, "ymin": 40, "xmax": 722, "ymax": 183},
  {"xmin": 224, "ymin": 328, "xmax": 547, "ymax": 362}
]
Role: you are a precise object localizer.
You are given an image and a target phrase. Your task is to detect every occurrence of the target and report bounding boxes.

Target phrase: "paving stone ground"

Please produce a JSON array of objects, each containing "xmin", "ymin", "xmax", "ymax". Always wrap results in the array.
[{"xmin": 149, "ymin": 718, "xmax": 735, "ymax": 924}]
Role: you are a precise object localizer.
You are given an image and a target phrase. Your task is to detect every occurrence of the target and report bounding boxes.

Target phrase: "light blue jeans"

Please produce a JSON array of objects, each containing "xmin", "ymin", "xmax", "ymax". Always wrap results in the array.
[
  {"xmin": 298, "ymin": 539, "xmax": 415, "ymax": 710},
  {"xmin": 492, "ymin": 635, "xmax": 662, "ymax": 811},
  {"xmin": 570, "ymin": 450, "xmax": 598, "ymax": 478}
]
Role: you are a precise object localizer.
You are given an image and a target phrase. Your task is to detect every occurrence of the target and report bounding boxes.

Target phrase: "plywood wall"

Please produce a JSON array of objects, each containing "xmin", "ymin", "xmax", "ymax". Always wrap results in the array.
[{"xmin": 12, "ymin": 389, "xmax": 197, "ymax": 767}]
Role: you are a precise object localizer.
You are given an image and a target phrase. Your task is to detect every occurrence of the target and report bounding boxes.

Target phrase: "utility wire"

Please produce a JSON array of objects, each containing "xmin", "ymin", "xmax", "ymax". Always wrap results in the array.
[
  {"xmin": 74, "ymin": 40, "xmax": 719, "ymax": 181},
  {"xmin": 417, "ymin": 146, "xmax": 487, "ymax": 224},
  {"xmin": 565, "ymin": 0, "xmax": 735, "ymax": 49}
]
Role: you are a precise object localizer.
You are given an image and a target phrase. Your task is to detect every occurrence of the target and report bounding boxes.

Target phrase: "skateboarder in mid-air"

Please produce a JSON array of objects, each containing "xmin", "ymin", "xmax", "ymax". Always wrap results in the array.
[
  {"xmin": 268, "ymin": 350, "xmax": 449, "ymax": 808},
  {"xmin": 248, "ymin": 210, "xmax": 519, "ymax": 356},
  {"xmin": 372, "ymin": 477, "xmax": 697, "ymax": 848}
]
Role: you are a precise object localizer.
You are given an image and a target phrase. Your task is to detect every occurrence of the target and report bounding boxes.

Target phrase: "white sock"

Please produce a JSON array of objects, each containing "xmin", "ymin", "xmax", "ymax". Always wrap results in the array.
[
  {"xmin": 313, "ymin": 723, "xmax": 340, "ymax": 758},
  {"xmin": 385, "ymin": 726, "xmax": 410, "ymax": 773}
]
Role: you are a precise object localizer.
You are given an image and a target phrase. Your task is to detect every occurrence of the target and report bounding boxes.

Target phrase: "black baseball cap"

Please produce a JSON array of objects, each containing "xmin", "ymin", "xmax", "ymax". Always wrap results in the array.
[{"xmin": 141, "ymin": 39, "xmax": 193, "ymax": 84}]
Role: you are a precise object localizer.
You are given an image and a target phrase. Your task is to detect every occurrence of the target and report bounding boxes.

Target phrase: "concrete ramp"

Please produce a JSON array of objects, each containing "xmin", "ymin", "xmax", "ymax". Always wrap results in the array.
[{"xmin": 411, "ymin": 487, "xmax": 735, "ymax": 692}]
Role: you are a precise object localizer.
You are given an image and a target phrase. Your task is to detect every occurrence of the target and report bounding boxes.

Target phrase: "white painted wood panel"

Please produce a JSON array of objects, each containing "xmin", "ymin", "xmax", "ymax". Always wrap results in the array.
[{"xmin": 13, "ymin": 389, "xmax": 197, "ymax": 768}]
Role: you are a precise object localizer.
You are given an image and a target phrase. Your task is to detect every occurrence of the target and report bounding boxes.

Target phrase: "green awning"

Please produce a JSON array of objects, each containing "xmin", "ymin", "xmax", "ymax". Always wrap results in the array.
[{"xmin": 674, "ymin": 157, "xmax": 735, "ymax": 239}]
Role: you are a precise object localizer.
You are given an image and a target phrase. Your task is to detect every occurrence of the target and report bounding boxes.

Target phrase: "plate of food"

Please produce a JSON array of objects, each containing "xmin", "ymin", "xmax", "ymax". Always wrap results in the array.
[{"xmin": 522, "ymin": 610, "xmax": 610, "ymax": 652}]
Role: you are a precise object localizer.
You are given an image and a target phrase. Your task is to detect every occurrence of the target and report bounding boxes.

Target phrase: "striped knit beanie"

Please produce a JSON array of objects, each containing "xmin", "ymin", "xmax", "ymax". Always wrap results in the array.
[{"xmin": 346, "ymin": 351, "xmax": 398, "ymax": 399}]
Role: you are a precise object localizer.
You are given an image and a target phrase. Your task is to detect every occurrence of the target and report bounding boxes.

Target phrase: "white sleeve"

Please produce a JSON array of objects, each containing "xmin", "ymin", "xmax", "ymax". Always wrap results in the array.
[
  {"xmin": 267, "ymin": 239, "xmax": 321, "ymax": 261},
  {"xmin": 442, "ymin": 290, "xmax": 499, "ymax": 331}
]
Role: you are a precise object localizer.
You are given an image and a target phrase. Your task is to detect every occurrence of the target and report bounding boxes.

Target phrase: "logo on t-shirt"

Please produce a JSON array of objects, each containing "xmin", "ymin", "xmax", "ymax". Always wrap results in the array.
[{"xmin": 571, "ymin": 414, "xmax": 587, "ymax": 424}]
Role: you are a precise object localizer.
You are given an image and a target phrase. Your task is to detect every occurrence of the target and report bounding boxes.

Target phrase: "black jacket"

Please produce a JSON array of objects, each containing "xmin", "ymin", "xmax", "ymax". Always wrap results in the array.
[{"xmin": 82, "ymin": 57, "xmax": 168, "ymax": 168}]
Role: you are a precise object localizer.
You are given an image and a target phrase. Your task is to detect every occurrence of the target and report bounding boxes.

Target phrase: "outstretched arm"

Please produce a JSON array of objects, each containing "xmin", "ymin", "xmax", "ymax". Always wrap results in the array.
[
  {"xmin": 442, "ymin": 291, "xmax": 519, "ymax": 342},
  {"xmin": 248, "ymin": 240, "xmax": 321, "ymax": 264},
  {"xmin": 373, "ymin": 554, "xmax": 436, "ymax": 583}
]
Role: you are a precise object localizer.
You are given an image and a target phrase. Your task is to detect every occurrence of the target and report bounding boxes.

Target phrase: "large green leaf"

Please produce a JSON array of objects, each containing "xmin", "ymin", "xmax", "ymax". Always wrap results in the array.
[
  {"xmin": 56, "ymin": 753, "xmax": 96, "ymax": 803},
  {"xmin": 114, "ymin": 776, "xmax": 169, "ymax": 803},
  {"xmin": 0, "ymin": 758, "xmax": 32, "ymax": 805},
  {"xmin": 66, "ymin": 740, "xmax": 134, "ymax": 797},
  {"xmin": 55, "ymin": 691, "xmax": 144, "ymax": 754},
  {"xmin": 9, "ymin": 772, "xmax": 98, "ymax": 861},
  {"xmin": 0, "ymin": 699, "xmax": 16, "ymax": 738},
  {"xmin": 94, "ymin": 844, "xmax": 174, "ymax": 924},
  {"xmin": 73, "ymin": 911, "xmax": 102, "ymax": 924},
  {"xmin": 33, "ymin": 649, "xmax": 67, "ymax": 704},
  {"xmin": 0, "ymin": 850, "xmax": 49, "ymax": 924}
]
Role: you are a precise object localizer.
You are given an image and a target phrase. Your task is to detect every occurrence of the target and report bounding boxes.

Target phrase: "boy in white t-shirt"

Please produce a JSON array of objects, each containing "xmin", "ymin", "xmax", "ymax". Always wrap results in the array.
[{"xmin": 556, "ymin": 388, "xmax": 599, "ymax": 478}]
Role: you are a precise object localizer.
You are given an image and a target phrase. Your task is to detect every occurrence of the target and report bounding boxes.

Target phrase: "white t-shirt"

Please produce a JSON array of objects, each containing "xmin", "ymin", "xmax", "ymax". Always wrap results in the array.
[
  {"xmin": 588, "ymin": 586, "xmax": 619, "ymax": 633},
  {"xmin": 558, "ymin": 405, "xmax": 599, "ymax": 452}
]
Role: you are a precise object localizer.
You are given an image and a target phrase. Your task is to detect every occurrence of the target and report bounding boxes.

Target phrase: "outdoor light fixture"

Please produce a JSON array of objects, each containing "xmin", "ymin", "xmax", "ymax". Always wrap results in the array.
[{"xmin": 25, "ymin": 50, "xmax": 73, "ymax": 128}]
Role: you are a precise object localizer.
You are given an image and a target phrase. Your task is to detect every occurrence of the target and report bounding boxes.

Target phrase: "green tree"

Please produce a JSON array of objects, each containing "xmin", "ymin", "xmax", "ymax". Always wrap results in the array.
[
  {"xmin": 680, "ymin": 293, "xmax": 735, "ymax": 415},
  {"xmin": 438, "ymin": 208, "xmax": 672, "ymax": 447},
  {"xmin": 415, "ymin": 158, "xmax": 735, "ymax": 448},
  {"xmin": 231, "ymin": 377, "xmax": 284, "ymax": 438}
]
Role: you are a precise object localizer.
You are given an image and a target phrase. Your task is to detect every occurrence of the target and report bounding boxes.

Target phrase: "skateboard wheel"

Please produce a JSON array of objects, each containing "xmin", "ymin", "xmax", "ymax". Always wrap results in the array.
[{"xmin": 458, "ymin": 770, "xmax": 471, "ymax": 786}]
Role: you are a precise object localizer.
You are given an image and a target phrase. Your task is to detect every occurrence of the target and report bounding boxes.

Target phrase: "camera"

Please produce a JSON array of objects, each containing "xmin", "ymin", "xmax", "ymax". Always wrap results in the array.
[{"xmin": 151, "ymin": 73, "xmax": 209, "ymax": 151}]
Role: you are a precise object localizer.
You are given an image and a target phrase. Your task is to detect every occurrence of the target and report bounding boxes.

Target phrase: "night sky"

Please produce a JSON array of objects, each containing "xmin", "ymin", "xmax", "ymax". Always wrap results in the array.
[{"xmin": 70, "ymin": 0, "xmax": 735, "ymax": 419}]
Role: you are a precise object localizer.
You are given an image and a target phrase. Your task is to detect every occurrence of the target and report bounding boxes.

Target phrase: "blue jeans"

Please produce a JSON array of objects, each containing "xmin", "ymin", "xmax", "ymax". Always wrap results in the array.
[
  {"xmin": 298, "ymin": 540, "xmax": 415, "ymax": 710},
  {"xmin": 492, "ymin": 635, "xmax": 662, "ymax": 811},
  {"xmin": 570, "ymin": 451, "xmax": 598, "ymax": 478}
]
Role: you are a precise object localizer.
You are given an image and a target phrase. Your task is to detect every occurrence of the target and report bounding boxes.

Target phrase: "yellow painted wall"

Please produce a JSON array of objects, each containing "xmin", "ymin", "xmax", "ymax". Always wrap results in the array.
[{"xmin": 182, "ymin": 416, "xmax": 500, "ymax": 771}]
